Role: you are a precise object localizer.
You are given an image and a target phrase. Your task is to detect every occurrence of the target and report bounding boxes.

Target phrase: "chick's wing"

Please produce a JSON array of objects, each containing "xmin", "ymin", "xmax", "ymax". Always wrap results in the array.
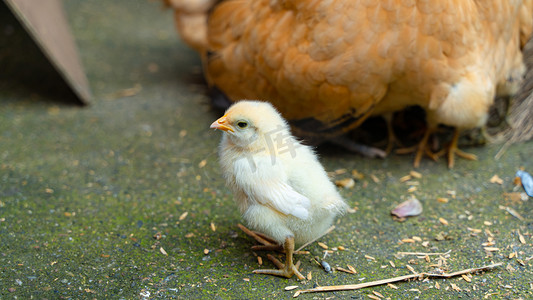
[{"xmin": 233, "ymin": 155, "xmax": 310, "ymax": 220}]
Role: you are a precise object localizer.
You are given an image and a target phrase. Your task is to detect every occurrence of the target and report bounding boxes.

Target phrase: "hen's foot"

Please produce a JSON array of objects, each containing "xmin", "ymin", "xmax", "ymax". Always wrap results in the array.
[
  {"xmin": 396, "ymin": 128, "xmax": 438, "ymax": 168},
  {"xmin": 434, "ymin": 129, "xmax": 477, "ymax": 168}
]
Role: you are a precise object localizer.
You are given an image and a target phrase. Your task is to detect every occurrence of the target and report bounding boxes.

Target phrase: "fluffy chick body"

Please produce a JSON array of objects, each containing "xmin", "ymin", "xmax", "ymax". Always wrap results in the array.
[{"xmin": 214, "ymin": 100, "xmax": 347, "ymax": 246}]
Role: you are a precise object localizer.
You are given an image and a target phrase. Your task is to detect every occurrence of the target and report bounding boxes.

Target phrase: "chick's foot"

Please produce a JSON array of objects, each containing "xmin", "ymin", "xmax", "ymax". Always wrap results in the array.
[
  {"xmin": 252, "ymin": 236, "xmax": 305, "ymax": 280},
  {"xmin": 237, "ymin": 224, "xmax": 282, "ymax": 251}
]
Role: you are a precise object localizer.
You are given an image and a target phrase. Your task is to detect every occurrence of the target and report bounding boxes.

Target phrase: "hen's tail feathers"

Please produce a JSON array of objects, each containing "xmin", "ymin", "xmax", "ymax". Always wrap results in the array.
[{"xmin": 490, "ymin": 39, "xmax": 533, "ymax": 144}]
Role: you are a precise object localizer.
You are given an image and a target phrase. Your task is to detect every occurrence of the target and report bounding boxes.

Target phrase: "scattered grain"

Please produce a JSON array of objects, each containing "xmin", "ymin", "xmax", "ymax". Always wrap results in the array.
[
  {"xmin": 518, "ymin": 230, "xmax": 526, "ymax": 244},
  {"xmin": 406, "ymin": 264, "xmax": 417, "ymax": 274},
  {"xmin": 437, "ymin": 197, "xmax": 449, "ymax": 203},
  {"xmin": 489, "ymin": 175, "xmax": 503, "ymax": 184},
  {"xmin": 160, "ymin": 247, "xmax": 168, "ymax": 256},
  {"xmin": 484, "ymin": 247, "xmax": 499, "ymax": 252},
  {"xmin": 410, "ymin": 171, "xmax": 422, "ymax": 178},
  {"xmin": 198, "ymin": 160, "xmax": 207, "ymax": 168},
  {"xmin": 468, "ymin": 227, "xmax": 482, "ymax": 233},
  {"xmin": 334, "ymin": 168, "xmax": 347, "ymax": 175},
  {"xmin": 337, "ymin": 267, "xmax": 356, "ymax": 274},
  {"xmin": 335, "ymin": 178, "xmax": 355, "ymax": 189},
  {"xmin": 352, "ymin": 170, "xmax": 364, "ymax": 180},
  {"xmin": 400, "ymin": 175, "xmax": 412, "ymax": 182},
  {"xmin": 179, "ymin": 212, "xmax": 189, "ymax": 221},
  {"xmin": 348, "ymin": 265, "xmax": 357, "ymax": 273},
  {"xmin": 439, "ymin": 218, "xmax": 449, "ymax": 225},
  {"xmin": 373, "ymin": 291, "xmax": 384, "ymax": 298},
  {"xmin": 318, "ymin": 242, "xmax": 328, "ymax": 250},
  {"xmin": 285, "ymin": 286, "xmax": 299, "ymax": 291},
  {"xmin": 462, "ymin": 274, "xmax": 471, "ymax": 282},
  {"xmin": 370, "ymin": 174, "xmax": 380, "ymax": 183}
]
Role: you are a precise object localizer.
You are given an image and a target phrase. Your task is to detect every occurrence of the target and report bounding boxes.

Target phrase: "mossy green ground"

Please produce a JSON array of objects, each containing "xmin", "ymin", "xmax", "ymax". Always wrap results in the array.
[{"xmin": 1, "ymin": 1, "xmax": 532, "ymax": 299}]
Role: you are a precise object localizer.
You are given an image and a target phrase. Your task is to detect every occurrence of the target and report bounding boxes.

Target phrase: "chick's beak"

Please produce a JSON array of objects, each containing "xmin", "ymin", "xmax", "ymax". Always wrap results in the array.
[{"xmin": 210, "ymin": 114, "xmax": 234, "ymax": 132}]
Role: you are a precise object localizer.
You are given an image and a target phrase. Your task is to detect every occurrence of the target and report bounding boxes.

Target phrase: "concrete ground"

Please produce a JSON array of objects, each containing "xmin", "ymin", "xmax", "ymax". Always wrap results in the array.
[{"xmin": 0, "ymin": 0, "xmax": 532, "ymax": 299}]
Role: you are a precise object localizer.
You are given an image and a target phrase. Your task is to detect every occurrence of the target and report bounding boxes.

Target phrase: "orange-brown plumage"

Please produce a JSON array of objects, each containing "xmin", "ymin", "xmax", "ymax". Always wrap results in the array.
[{"xmin": 166, "ymin": 0, "xmax": 533, "ymax": 165}]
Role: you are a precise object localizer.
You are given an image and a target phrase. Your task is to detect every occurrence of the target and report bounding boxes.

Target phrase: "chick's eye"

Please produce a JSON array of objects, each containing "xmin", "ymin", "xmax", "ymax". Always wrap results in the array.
[{"xmin": 237, "ymin": 121, "xmax": 248, "ymax": 128}]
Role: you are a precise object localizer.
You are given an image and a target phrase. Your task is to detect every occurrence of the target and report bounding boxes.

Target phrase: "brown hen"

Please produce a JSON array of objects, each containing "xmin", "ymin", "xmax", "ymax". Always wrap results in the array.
[{"xmin": 166, "ymin": 0, "xmax": 533, "ymax": 167}]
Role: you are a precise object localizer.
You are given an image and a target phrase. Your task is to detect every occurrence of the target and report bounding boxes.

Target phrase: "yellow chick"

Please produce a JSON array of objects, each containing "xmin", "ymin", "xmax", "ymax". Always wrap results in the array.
[{"xmin": 210, "ymin": 100, "xmax": 348, "ymax": 279}]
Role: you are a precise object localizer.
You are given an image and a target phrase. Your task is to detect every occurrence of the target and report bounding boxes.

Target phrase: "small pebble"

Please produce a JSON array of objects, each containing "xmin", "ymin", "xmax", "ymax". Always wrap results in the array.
[{"xmin": 516, "ymin": 170, "xmax": 533, "ymax": 197}]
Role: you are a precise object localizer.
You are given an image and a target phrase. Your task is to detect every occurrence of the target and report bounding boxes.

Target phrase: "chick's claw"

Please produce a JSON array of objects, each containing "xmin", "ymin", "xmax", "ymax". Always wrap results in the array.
[
  {"xmin": 237, "ymin": 224, "xmax": 283, "ymax": 252},
  {"xmin": 252, "ymin": 237, "xmax": 305, "ymax": 280}
]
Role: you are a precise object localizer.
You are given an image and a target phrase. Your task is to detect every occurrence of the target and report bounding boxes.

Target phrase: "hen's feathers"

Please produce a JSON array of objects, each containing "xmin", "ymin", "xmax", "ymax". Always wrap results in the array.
[
  {"xmin": 166, "ymin": 1, "xmax": 533, "ymax": 146},
  {"xmin": 204, "ymin": 0, "xmax": 531, "ymax": 141}
]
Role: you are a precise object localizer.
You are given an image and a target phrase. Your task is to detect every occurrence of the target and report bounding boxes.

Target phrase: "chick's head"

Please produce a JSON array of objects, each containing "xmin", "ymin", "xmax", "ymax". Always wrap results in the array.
[{"xmin": 210, "ymin": 100, "xmax": 289, "ymax": 150}]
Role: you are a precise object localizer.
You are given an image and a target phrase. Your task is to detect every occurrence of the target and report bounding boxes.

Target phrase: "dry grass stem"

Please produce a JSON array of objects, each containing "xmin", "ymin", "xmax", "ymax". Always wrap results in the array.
[{"xmin": 294, "ymin": 263, "xmax": 503, "ymax": 297}]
